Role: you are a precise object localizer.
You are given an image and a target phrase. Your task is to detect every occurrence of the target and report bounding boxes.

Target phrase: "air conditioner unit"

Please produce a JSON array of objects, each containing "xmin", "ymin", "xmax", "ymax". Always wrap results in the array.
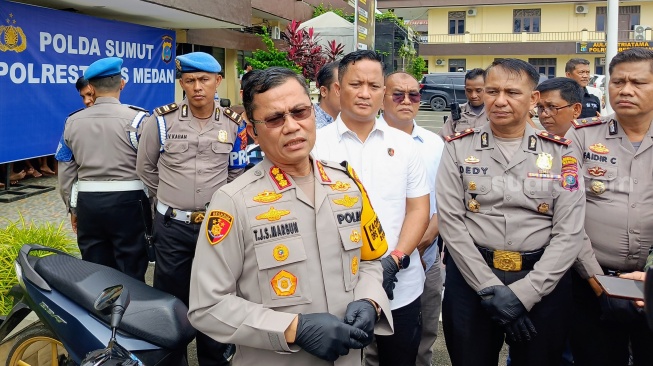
[
  {"xmin": 575, "ymin": 5, "xmax": 589, "ymax": 14},
  {"xmin": 271, "ymin": 26, "xmax": 281, "ymax": 40},
  {"xmin": 467, "ymin": 8, "xmax": 477, "ymax": 17},
  {"xmin": 436, "ymin": 59, "xmax": 445, "ymax": 66},
  {"xmin": 634, "ymin": 25, "xmax": 646, "ymax": 41}
]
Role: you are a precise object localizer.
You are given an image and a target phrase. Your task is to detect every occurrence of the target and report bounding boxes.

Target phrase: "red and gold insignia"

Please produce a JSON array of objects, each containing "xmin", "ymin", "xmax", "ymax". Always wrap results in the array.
[
  {"xmin": 256, "ymin": 206, "xmax": 291, "ymax": 221},
  {"xmin": 351, "ymin": 256, "xmax": 359, "ymax": 275},
  {"xmin": 330, "ymin": 181, "xmax": 351, "ymax": 191},
  {"xmin": 271, "ymin": 270, "xmax": 297, "ymax": 296},
  {"xmin": 316, "ymin": 161, "xmax": 331, "ymax": 183},
  {"xmin": 587, "ymin": 166, "xmax": 607, "ymax": 177},
  {"xmin": 333, "ymin": 194, "xmax": 359, "ymax": 208},
  {"xmin": 350, "ymin": 229, "xmax": 361, "ymax": 243},
  {"xmin": 253, "ymin": 190, "xmax": 283, "ymax": 203},
  {"xmin": 270, "ymin": 166, "xmax": 291, "ymax": 190},
  {"xmin": 538, "ymin": 131, "xmax": 571, "ymax": 146},
  {"xmin": 561, "ymin": 156, "xmax": 579, "ymax": 191},
  {"xmin": 238, "ymin": 126, "xmax": 248, "ymax": 151},
  {"xmin": 445, "ymin": 128, "xmax": 474, "ymax": 142},
  {"xmin": 589, "ymin": 143, "xmax": 609, "ymax": 154},
  {"xmin": 273, "ymin": 244, "xmax": 289, "ymax": 262},
  {"xmin": 205, "ymin": 210, "xmax": 234, "ymax": 245}
]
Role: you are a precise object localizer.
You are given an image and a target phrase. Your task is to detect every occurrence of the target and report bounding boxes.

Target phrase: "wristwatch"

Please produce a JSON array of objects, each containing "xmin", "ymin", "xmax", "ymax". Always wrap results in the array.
[{"xmin": 391, "ymin": 250, "xmax": 410, "ymax": 270}]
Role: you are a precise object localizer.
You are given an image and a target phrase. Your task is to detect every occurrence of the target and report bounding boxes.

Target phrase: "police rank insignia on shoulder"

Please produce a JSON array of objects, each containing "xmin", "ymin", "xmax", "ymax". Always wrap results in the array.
[
  {"xmin": 316, "ymin": 160, "xmax": 331, "ymax": 183},
  {"xmin": 205, "ymin": 210, "xmax": 234, "ymax": 245},
  {"xmin": 537, "ymin": 131, "xmax": 571, "ymax": 146},
  {"xmin": 223, "ymin": 107, "xmax": 243, "ymax": 125},
  {"xmin": 571, "ymin": 117, "xmax": 603, "ymax": 129},
  {"xmin": 444, "ymin": 128, "xmax": 474, "ymax": 142},
  {"xmin": 154, "ymin": 102, "xmax": 179, "ymax": 116}
]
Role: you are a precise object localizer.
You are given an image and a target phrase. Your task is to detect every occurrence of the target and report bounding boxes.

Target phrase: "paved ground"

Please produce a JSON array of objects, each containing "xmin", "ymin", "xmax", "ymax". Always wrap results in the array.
[{"xmin": 0, "ymin": 107, "xmax": 510, "ymax": 365}]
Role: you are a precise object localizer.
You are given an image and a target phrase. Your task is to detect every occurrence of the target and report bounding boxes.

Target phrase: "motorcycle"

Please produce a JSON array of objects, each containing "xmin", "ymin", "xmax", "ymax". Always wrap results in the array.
[{"xmin": 0, "ymin": 244, "xmax": 195, "ymax": 366}]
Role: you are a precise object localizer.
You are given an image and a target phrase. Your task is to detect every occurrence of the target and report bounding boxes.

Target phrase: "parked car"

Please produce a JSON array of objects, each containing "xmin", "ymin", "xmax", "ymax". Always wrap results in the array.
[
  {"xmin": 419, "ymin": 72, "xmax": 467, "ymax": 111},
  {"xmin": 589, "ymin": 74, "xmax": 605, "ymax": 93}
]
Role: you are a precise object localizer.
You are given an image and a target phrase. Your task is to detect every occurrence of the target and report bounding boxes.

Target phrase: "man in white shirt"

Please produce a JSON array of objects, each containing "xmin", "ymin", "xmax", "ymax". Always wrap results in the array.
[
  {"xmin": 313, "ymin": 50, "xmax": 430, "ymax": 366},
  {"xmin": 380, "ymin": 71, "xmax": 445, "ymax": 366}
]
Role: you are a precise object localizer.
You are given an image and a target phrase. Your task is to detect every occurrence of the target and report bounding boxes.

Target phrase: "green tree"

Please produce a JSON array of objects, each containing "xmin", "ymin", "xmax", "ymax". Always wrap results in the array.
[
  {"xmin": 245, "ymin": 27, "xmax": 302, "ymax": 74},
  {"xmin": 409, "ymin": 56, "xmax": 427, "ymax": 80}
]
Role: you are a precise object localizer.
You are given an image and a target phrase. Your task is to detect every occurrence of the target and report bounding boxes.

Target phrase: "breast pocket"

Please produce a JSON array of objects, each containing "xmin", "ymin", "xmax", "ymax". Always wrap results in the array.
[
  {"xmin": 463, "ymin": 176, "xmax": 492, "ymax": 213},
  {"xmin": 211, "ymin": 141, "xmax": 232, "ymax": 155},
  {"xmin": 338, "ymin": 225, "xmax": 363, "ymax": 291},
  {"xmin": 254, "ymin": 236, "xmax": 312, "ymax": 308},
  {"xmin": 583, "ymin": 164, "xmax": 617, "ymax": 203},
  {"xmin": 523, "ymin": 178, "xmax": 556, "ymax": 215},
  {"xmin": 162, "ymin": 141, "xmax": 188, "ymax": 166}
]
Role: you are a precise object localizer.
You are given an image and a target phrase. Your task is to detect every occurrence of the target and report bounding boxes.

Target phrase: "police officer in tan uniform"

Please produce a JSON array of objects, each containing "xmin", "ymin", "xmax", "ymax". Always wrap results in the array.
[
  {"xmin": 439, "ymin": 68, "xmax": 488, "ymax": 138},
  {"xmin": 136, "ymin": 52, "xmax": 247, "ymax": 366},
  {"xmin": 188, "ymin": 67, "xmax": 392, "ymax": 366},
  {"xmin": 437, "ymin": 59, "xmax": 586, "ymax": 366},
  {"xmin": 566, "ymin": 48, "xmax": 653, "ymax": 366},
  {"xmin": 56, "ymin": 57, "xmax": 151, "ymax": 282}
]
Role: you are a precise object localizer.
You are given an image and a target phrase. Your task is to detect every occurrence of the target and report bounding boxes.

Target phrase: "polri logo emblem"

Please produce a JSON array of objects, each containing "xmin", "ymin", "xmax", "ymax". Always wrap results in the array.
[
  {"xmin": 0, "ymin": 13, "xmax": 26, "ymax": 53},
  {"xmin": 161, "ymin": 35, "xmax": 173, "ymax": 63}
]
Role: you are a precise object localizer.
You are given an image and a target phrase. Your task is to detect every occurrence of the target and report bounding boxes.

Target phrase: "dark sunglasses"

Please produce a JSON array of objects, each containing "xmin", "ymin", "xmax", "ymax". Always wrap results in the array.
[
  {"xmin": 387, "ymin": 91, "xmax": 421, "ymax": 104},
  {"xmin": 250, "ymin": 105, "xmax": 314, "ymax": 128}
]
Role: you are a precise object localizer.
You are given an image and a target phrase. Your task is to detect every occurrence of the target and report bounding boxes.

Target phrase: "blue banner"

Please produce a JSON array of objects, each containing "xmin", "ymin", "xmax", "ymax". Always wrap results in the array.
[{"xmin": 0, "ymin": 1, "xmax": 175, "ymax": 163}]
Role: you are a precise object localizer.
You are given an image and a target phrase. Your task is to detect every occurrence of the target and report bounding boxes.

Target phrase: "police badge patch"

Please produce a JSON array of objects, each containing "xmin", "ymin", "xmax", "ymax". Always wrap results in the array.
[{"xmin": 206, "ymin": 210, "xmax": 234, "ymax": 245}]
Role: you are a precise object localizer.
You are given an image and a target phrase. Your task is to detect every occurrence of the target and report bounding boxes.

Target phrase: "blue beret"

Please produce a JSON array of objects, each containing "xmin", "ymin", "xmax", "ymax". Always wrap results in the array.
[
  {"xmin": 84, "ymin": 57, "xmax": 123, "ymax": 80},
  {"xmin": 176, "ymin": 52, "xmax": 222, "ymax": 74}
]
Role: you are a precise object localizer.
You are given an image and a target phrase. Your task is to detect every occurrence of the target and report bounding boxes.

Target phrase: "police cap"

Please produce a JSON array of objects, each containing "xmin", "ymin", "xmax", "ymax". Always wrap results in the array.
[
  {"xmin": 84, "ymin": 57, "xmax": 123, "ymax": 80},
  {"xmin": 176, "ymin": 52, "xmax": 222, "ymax": 74}
]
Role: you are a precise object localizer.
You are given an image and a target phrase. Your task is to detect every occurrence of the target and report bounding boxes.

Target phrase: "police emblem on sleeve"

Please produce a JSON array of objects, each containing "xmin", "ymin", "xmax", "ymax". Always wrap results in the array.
[{"xmin": 205, "ymin": 210, "xmax": 234, "ymax": 245}]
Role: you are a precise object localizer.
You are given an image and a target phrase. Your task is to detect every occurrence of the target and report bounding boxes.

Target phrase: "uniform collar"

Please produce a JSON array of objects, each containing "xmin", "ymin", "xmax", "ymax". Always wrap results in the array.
[
  {"xmin": 178, "ymin": 99, "xmax": 220, "ymax": 121},
  {"xmin": 335, "ymin": 114, "xmax": 384, "ymax": 142},
  {"xmin": 93, "ymin": 96, "xmax": 120, "ymax": 105},
  {"xmin": 462, "ymin": 102, "xmax": 486, "ymax": 117}
]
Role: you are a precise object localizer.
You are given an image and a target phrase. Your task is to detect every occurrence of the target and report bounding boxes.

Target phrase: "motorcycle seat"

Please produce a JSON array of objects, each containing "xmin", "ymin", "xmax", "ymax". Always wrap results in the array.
[{"xmin": 33, "ymin": 254, "xmax": 196, "ymax": 349}]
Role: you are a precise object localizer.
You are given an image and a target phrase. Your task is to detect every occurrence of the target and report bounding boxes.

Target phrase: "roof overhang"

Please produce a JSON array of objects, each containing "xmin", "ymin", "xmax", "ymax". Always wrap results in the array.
[{"xmin": 12, "ymin": 0, "xmax": 251, "ymax": 29}]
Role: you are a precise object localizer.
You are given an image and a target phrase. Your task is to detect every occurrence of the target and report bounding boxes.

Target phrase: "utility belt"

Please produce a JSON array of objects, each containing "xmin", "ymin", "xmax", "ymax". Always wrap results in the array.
[
  {"xmin": 156, "ymin": 201, "xmax": 206, "ymax": 224},
  {"xmin": 77, "ymin": 180, "xmax": 145, "ymax": 192},
  {"xmin": 476, "ymin": 245, "xmax": 545, "ymax": 272},
  {"xmin": 600, "ymin": 266, "xmax": 628, "ymax": 277}
]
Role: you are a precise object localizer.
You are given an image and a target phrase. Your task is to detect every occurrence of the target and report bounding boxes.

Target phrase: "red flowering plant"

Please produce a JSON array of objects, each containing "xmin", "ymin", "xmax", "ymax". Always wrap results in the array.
[{"xmin": 281, "ymin": 20, "xmax": 344, "ymax": 82}]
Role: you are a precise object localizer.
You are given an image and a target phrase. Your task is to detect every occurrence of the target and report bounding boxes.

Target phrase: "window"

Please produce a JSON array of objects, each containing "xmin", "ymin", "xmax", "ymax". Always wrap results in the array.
[
  {"xmin": 596, "ymin": 6, "xmax": 641, "ymax": 33},
  {"xmin": 529, "ymin": 58, "xmax": 556, "ymax": 80},
  {"xmin": 448, "ymin": 59, "xmax": 466, "ymax": 73},
  {"xmin": 513, "ymin": 9, "xmax": 541, "ymax": 33},
  {"xmin": 448, "ymin": 11, "xmax": 466, "ymax": 35},
  {"xmin": 596, "ymin": 7, "xmax": 606, "ymax": 32},
  {"xmin": 595, "ymin": 57, "xmax": 605, "ymax": 76}
]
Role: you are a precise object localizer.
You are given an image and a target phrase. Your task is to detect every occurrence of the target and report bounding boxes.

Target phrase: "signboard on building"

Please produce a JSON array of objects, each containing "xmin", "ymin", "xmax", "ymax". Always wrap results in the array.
[
  {"xmin": 354, "ymin": 0, "xmax": 375, "ymax": 50},
  {"xmin": 577, "ymin": 41, "xmax": 653, "ymax": 54},
  {"xmin": 0, "ymin": 0, "xmax": 175, "ymax": 163}
]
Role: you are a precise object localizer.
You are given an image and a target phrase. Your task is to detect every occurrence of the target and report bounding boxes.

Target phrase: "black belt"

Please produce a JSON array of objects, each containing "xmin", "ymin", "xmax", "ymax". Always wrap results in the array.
[
  {"xmin": 476, "ymin": 245, "xmax": 545, "ymax": 272},
  {"xmin": 600, "ymin": 266, "xmax": 625, "ymax": 277}
]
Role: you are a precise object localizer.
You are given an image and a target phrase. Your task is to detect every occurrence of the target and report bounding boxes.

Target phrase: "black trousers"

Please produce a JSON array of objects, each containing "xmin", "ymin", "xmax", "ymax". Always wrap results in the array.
[
  {"xmin": 152, "ymin": 212, "xmax": 230, "ymax": 366},
  {"xmin": 77, "ymin": 190, "xmax": 150, "ymax": 282},
  {"xmin": 442, "ymin": 257, "xmax": 572, "ymax": 366},
  {"xmin": 570, "ymin": 270, "xmax": 653, "ymax": 366},
  {"xmin": 374, "ymin": 297, "xmax": 422, "ymax": 366}
]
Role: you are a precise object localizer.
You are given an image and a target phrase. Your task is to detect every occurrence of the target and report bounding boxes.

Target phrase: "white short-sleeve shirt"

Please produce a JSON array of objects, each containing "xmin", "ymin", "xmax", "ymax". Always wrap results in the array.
[{"xmin": 313, "ymin": 114, "xmax": 430, "ymax": 310}]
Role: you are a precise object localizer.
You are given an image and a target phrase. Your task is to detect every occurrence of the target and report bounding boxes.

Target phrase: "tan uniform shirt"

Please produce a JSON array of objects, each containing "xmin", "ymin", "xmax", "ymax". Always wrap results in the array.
[
  {"xmin": 188, "ymin": 157, "xmax": 392, "ymax": 366},
  {"xmin": 136, "ymin": 100, "xmax": 245, "ymax": 211},
  {"xmin": 567, "ymin": 115, "xmax": 653, "ymax": 274},
  {"xmin": 438, "ymin": 102, "xmax": 488, "ymax": 138},
  {"xmin": 436, "ymin": 123, "xmax": 586, "ymax": 310},
  {"xmin": 57, "ymin": 97, "xmax": 147, "ymax": 212}
]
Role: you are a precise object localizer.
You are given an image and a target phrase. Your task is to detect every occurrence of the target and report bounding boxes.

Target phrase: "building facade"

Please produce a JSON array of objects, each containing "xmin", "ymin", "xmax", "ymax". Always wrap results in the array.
[{"xmin": 379, "ymin": 0, "xmax": 653, "ymax": 77}]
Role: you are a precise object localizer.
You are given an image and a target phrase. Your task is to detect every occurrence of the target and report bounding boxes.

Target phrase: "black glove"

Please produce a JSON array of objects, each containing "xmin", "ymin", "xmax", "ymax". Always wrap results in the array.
[
  {"xmin": 503, "ymin": 314, "xmax": 537, "ymax": 343},
  {"xmin": 598, "ymin": 292, "xmax": 645, "ymax": 325},
  {"xmin": 343, "ymin": 299, "xmax": 377, "ymax": 347},
  {"xmin": 381, "ymin": 256, "xmax": 399, "ymax": 300},
  {"xmin": 478, "ymin": 285, "xmax": 527, "ymax": 325},
  {"xmin": 294, "ymin": 313, "xmax": 368, "ymax": 361}
]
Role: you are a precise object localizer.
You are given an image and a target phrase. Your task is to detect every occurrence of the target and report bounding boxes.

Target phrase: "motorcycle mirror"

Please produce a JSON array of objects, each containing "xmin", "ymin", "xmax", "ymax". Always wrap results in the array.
[{"xmin": 94, "ymin": 285, "xmax": 125, "ymax": 313}]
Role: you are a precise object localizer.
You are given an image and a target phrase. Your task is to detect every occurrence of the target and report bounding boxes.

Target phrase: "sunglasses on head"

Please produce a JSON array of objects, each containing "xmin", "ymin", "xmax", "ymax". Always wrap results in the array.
[{"xmin": 388, "ymin": 91, "xmax": 421, "ymax": 104}]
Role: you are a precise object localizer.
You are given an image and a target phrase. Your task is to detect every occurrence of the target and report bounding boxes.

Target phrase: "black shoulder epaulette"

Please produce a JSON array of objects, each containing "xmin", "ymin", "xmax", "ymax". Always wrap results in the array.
[
  {"xmin": 68, "ymin": 108, "xmax": 84, "ymax": 117},
  {"xmin": 571, "ymin": 117, "xmax": 604, "ymax": 129},
  {"xmin": 223, "ymin": 107, "xmax": 243, "ymax": 125},
  {"xmin": 444, "ymin": 128, "xmax": 475, "ymax": 142},
  {"xmin": 128, "ymin": 105, "xmax": 148, "ymax": 113},
  {"xmin": 538, "ymin": 131, "xmax": 571, "ymax": 146},
  {"xmin": 320, "ymin": 159, "xmax": 346, "ymax": 172},
  {"xmin": 154, "ymin": 103, "xmax": 179, "ymax": 116}
]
